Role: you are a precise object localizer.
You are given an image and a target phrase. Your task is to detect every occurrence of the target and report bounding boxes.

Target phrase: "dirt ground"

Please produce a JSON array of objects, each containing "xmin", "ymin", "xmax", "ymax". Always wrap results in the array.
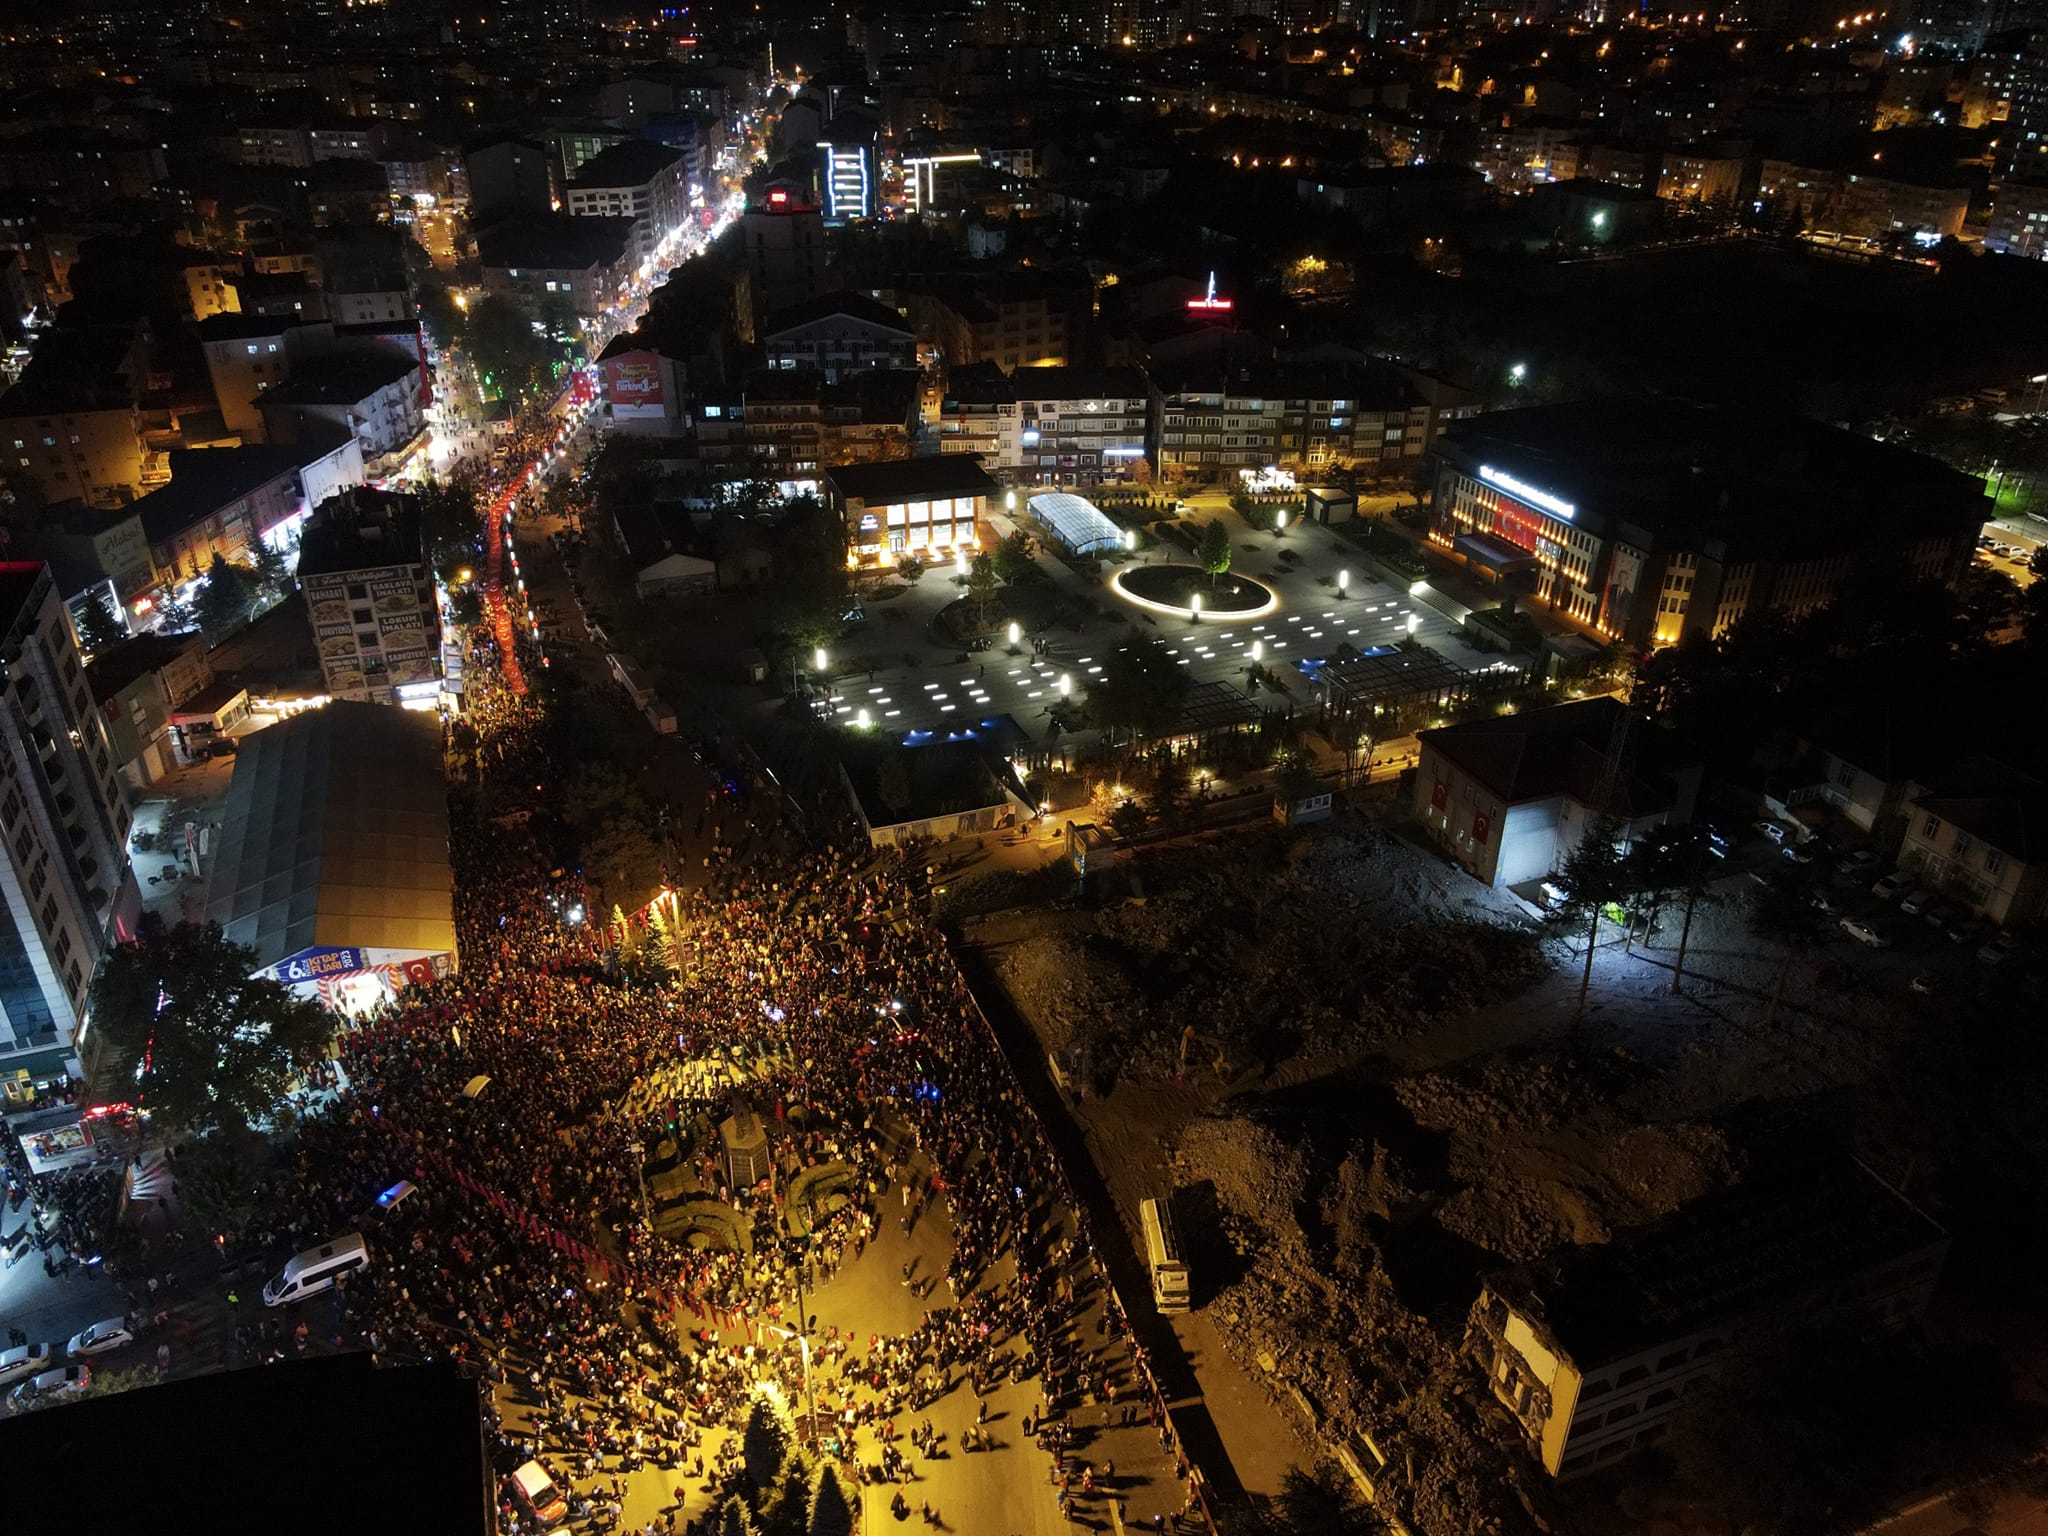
[{"xmin": 956, "ymin": 788, "xmax": 2019, "ymax": 1535}]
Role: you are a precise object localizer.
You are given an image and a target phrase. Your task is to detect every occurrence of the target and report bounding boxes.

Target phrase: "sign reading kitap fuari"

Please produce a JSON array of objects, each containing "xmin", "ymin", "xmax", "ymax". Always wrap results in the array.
[{"xmin": 274, "ymin": 945, "xmax": 366, "ymax": 982}]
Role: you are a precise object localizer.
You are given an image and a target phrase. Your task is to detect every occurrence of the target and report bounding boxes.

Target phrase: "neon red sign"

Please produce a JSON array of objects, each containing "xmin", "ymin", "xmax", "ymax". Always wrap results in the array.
[{"xmin": 1187, "ymin": 272, "xmax": 1233, "ymax": 312}]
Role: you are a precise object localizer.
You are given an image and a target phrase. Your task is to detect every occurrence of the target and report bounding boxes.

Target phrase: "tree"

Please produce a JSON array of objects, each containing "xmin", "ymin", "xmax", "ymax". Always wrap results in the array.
[
  {"xmin": 742, "ymin": 1394, "xmax": 793, "ymax": 1490},
  {"xmin": 1271, "ymin": 1462, "xmax": 1385, "ymax": 1536},
  {"xmin": 1746, "ymin": 867, "xmax": 1834, "ymax": 1026},
  {"xmin": 176, "ymin": 1127, "xmax": 270, "ymax": 1239},
  {"xmin": 1199, "ymin": 519, "xmax": 1234, "ymax": 587},
  {"xmin": 768, "ymin": 1447, "xmax": 815, "ymax": 1536},
  {"xmin": 581, "ymin": 811, "xmax": 665, "ymax": 907},
  {"xmin": 89, "ymin": 923, "xmax": 330, "ymax": 1135},
  {"xmin": 415, "ymin": 281, "xmax": 464, "ymax": 352},
  {"xmin": 465, "ymin": 295, "xmax": 550, "ymax": 406},
  {"xmin": 1623, "ymin": 828, "xmax": 1717, "ymax": 993},
  {"xmin": 894, "ymin": 552, "xmax": 925, "ymax": 585},
  {"xmin": 1106, "ymin": 797, "xmax": 1149, "ymax": 842},
  {"xmin": 418, "ymin": 475, "xmax": 485, "ymax": 573},
  {"xmin": 967, "ymin": 549, "xmax": 1000, "ymax": 630},
  {"xmin": 807, "ymin": 1465, "xmax": 854, "ymax": 1536},
  {"xmin": 718, "ymin": 1498, "xmax": 761, "ymax": 1536},
  {"xmin": 248, "ymin": 538, "xmax": 291, "ymax": 602},
  {"xmin": 73, "ymin": 589, "xmax": 124, "ymax": 656},
  {"xmin": 196, "ymin": 553, "xmax": 253, "ymax": 642},
  {"xmin": 1549, "ymin": 818, "xmax": 1630, "ymax": 1031},
  {"xmin": 992, "ymin": 532, "xmax": 1040, "ymax": 585},
  {"xmin": 1092, "ymin": 637, "xmax": 1190, "ymax": 745}
]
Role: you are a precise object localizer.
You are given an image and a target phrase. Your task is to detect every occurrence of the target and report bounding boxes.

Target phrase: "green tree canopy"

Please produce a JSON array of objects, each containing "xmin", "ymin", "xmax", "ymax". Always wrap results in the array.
[
  {"xmin": 196, "ymin": 553, "xmax": 254, "ymax": 642},
  {"xmin": 73, "ymin": 589, "xmax": 125, "ymax": 656},
  {"xmin": 581, "ymin": 811, "xmax": 664, "ymax": 908},
  {"xmin": 807, "ymin": 1465, "xmax": 853, "ymax": 1536},
  {"xmin": 1200, "ymin": 519, "xmax": 1234, "ymax": 586},
  {"xmin": 89, "ymin": 923, "xmax": 330, "ymax": 1134},
  {"xmin": 742, "ymin": 1389, "xmax": 792, "ymax": 1491},
  {"xmin": 464, "ymin": 295, "xmax": 549, "ymax": 406}
]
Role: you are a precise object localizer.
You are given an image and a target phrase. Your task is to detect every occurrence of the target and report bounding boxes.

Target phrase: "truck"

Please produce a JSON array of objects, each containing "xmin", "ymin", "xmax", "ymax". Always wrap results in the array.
[
  {"xmin": 605, "ymin": 651, "xmax": 655, "ymax": 709},
  {"xmin": 1139, "ymin": 1195, "xmax": 1190, "ymax": 1314},
  {"xmin": 644, "ymin": 696, "xmax": 677, "ymax": 734}
]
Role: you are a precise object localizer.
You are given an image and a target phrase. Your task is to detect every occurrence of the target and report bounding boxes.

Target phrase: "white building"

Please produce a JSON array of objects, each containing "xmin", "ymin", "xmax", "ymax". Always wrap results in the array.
[
  {"xmin": 0, "ymin": 563, "xmax": 135, "ymax": 1096},
  {"xmin": 564, "ymin": 140, "xmax": 688, "ymax": 269},
  {"xmin": 764, "ymin": 291, "xmax": 915, "ymax": 384}
]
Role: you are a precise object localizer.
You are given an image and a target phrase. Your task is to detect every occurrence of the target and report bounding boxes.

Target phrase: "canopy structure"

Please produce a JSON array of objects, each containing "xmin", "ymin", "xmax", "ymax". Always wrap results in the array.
[
  {"xmin": 1025, "ymin": 492, "xmax": 1126, "ymax": 556},
  {"xmin": 204, "ymin": 701, "xmax": 456, "ymax": 976}
]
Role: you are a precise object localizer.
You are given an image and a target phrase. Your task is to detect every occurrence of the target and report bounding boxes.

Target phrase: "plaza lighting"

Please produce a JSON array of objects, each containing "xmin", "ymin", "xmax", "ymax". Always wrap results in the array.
[
  {"xmin": 1057, "ymin": 674, "xmax": 1071, "ymax": 697},
  {"xmin": 1338, "ymin": 569, "xmax": 1350, "ymax": 594},
  {"xmin": 1190, "ymin": 594, "xmax": 1202, "ymax": 620},
  {"xmin": 1251, "ymin": 639, "xmax": 1263, "ymax": 661},
  {"xmin": 813, "ymin": 646, "xmax": 829, "ymax": 672},
  {"xmin": 1008, "ymin": 621, "xmax": 1021, "ymax": 645}
]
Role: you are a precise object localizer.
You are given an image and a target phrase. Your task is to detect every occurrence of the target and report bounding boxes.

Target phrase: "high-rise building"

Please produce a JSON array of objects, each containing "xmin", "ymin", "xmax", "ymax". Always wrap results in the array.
[
  {"xmin": 0, "ymin": 561, "xmax": 133, "ymax": 1092},
  {"xmin": 296, "ymin": 489, "xmax": 441, "ymax": 708},
  {"xmin": 741, "ymin": 183, "xmax": 830, "ymax": 321},
  {"xmin": 819, "ymin": 137, "xmax": 878, "ymax": 224}
]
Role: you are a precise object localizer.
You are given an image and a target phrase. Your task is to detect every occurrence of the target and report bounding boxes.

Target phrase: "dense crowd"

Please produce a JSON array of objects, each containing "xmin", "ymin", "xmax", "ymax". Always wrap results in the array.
[{"xmin": 254, "ymin": 627, "xmax": 1185, "ymax": 1533}]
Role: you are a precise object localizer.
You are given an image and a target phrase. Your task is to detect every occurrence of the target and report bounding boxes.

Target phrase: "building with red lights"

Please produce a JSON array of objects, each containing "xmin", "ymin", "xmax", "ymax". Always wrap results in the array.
[{"xmin": 1427, "ymin": 400, "xmax": 1987, "ymax": 647}]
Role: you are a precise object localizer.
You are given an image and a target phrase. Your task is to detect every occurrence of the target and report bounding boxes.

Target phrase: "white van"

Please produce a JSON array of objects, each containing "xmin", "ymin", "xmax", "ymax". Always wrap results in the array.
[
  {"xmin": 1140, "ymin": 1196, "xmax": 1191, "ymax": 1314},
  {"xmin": 262, "ymin": 1233, "xmax": 370, "ymax": 1307}
]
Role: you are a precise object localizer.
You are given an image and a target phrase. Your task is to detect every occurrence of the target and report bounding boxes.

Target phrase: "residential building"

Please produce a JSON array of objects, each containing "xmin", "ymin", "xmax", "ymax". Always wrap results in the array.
[
  {"xmin": 86, "ymin": 632, "xmax": 211, "ymax": 787},
  {"xmin": 935, "ymin": 361, "xmax": 1012, "ymax": 465},
  {"xmin": 898, "ymin": 272, "xmax": 1086, "ymax": 371},
  {"xmin": 0, "ymin": 561, "xmax": 134, "ymax": 1089},
  {"xmin": 764, "ymin": 291, "xmax": 916, "ymax": 383},
  {"xmin": 1835, "ymin": 170, "xmax": 1971, "ymax": 238},
  {"xmin": 296, "ymin": 487, "xmax": 441, "ymax": 707},
  {"xmin": 740, "ymin": 184, "xmax": 830, "ymax": 322},
  {"xmin": 697, "ymin": 368, "xmax": 922, "ymax": 475},
  {"xmin": 177, "ymin": 252, "xmax": 243, "ymax": 322},
  {"xmin": 1, "ymin": 326, "xmax": 157, "ymax": 509},
  {"xmin": 819, "ymin": 136, "xmax": 879, "ymax": 224},
  {"xmin": 1148, "ymin": 362, "xmax": 1437, "ymax": 482},
  {"xmin": 825, "ymin": 455, "xmax": 1000, "ymax": 567},
  {"xmin": 597, "ymin": 342, "xmax": 690, "ymax": 436},
  {"xmin": 1655, "ymin": 147, "xmax": 1747, "ymax": 206},
  {"xmin": 13, "ymin": 501, "xmax": 157, "ymax": 609},
  {"xmin": 1005, "ymin": 367, "xmax": 1151, "ymax": 488},
  {"xmin": 258, "ymin": 356, "xmax": 427, "ymax": 480},
  {"xmin": 1985, "ymin": 176, "xmax": 2048, "ymax": 255},
  {"xmin": 564, "ymin": 140, "xmax": 688, "ymax": 268},
  {"xmin": 326, "ymin": 282, "xmax": 411, "ymax": 328},
  {"xmin": 477, "ymin": 215, "xmax": 635, "ymax": 319},
  {"xmin": 131, "ymin": 443, "xmax": 356, "ymax": 582},
  {"xmin": 1428, "ymin": 399, "xmax": 1986, "ymax": 645},
  {"xmin": 197, "ymin": 313, "xmax": 338, "ymax": 441},
  {"xmin": 1757, "ymin": 158, "xmax": 1847, "ymax": 226},
  {"xmin": 1413, "ymin": 698, "xmax": 1701, "ymax": 889},
  {"xmin": 1897, "ymin": 769, "xmax": 2048, "ymax": 926},
  {"xmin": 1469, "ymin": 1161, "xmax": 1946, "ymax": 1480},
  {"xmin": 464, "ymin": 137, "xmax": 554, "ymax": 221}
]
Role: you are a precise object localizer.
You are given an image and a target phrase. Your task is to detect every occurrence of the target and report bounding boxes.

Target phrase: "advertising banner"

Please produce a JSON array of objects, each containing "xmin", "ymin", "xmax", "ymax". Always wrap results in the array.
[
  {"xmin": 604, "ymin": 351, "xmax": 666, "ymax": 409},
  {"xmin": 275, "ymin": 945, "xmax": 367, "ymax": 982}
]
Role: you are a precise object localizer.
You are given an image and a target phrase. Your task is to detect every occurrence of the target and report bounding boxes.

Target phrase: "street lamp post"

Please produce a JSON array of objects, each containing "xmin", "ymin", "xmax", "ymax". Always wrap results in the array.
[
  {"xmin": 767, "ymin": 1323, "xmax": 816, "ymax": 1444},
  {"xmin": 1337, "ymin": 568, "xmax": 1350, "ymax": 597}
]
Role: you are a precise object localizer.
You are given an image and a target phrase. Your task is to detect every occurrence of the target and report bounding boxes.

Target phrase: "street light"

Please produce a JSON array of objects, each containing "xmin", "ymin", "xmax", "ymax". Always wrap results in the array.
[
  {"xmin": 1058, "ymin": 673, "xmax": 1071, "ymax": 697},
  {"xmin": 1338, "ymin": 568, "xmax": 1350, "ymax": 595},
  {"xmin": 1275, "ymin": 508, "xmax": 1288, "ymax": 534},
  {"xmin": 1509, "ymin": 362, "xmax": 1528, "ymax": 387},
  {"xmin": 1007, "ymin": 620, "xmax": 1021, "ymax": 647},
  {"xmin": 1251, "ymin": 639, "xmax": 1263, "ymax": 661},
  {"xmin": 766, "ymin": 1324, "xmax": 816, "ymax": 1444},
  {"xmin": 813, "ymin": 645, "xmax": 829, "ymax": 674},
  {"xmin": 1190, "ymin": 593, "xmax": 1202, "ymax": 621}
]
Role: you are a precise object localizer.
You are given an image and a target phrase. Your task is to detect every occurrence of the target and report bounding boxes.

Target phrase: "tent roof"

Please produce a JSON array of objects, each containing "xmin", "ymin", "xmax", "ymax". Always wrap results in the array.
[
  {"xmin": 203, "ymin": 701, "xmax": 455, "ymax": 970},
  {"xmin": 1026, "ymin": 492, "xmax": 1124, "ymax": 555}
]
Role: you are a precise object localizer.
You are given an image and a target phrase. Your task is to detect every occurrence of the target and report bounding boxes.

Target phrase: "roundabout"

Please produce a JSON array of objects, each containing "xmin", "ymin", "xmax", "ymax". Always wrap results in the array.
[{"xmin": 1109, "ymin": 562, "xmax": 1280, "ymax": 620}]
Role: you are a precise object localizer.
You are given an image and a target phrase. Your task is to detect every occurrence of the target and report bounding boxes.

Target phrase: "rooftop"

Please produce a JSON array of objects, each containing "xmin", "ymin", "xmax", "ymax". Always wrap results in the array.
[
  {"xmin": 1008, "ymin": 365, "xmax": 1150, "ymax": 404},
  {"xmin": 297, "ymin": 486, "xmax": 425, "ymax": 577},
  {"xmin": 87, "ymin": 633, "xmax": 204, "ymax": 702},
  {"xmin": 1419, "ymin": 696, "xmax": 1679, "ymax": 815},
  {"xmin": 567, "ymin": 138, "xmax": 685, "ymax": 191},
  {"xmin": 257, "ymin": 354, "xmax": 418, "ymax": 409},
  {"xmin": 1488, "ymin": 1159, "xmax": 1947, "ymax": 1367},
  {"xmin": 765, "ymin": 288, "xmax": 914, "ymax": 338},
  {"xmin": 0, "ymin": 560, "xmax": 49, "ymax": 631},
  {"xmin": 477, "ymin": 214, "xmax": 634, "ymax": 274},
  {"xmin": 130, "ymin": 447, "xmax": 310, "ymax": 545},
  {"xmin": 203, "ymin": 701, "xmax": 455, "ymax": 968},
  {"xmin": 1435, "ymin": 398, "xmax": 1987, "ymax": 555},
  {"xmin": 826, "ymin": 455, "xmax": 999, "ymax": 504}
]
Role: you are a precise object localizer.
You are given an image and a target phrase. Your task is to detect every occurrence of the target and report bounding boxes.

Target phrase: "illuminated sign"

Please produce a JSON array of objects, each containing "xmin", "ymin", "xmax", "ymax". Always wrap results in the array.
[
  {"xmin": 768, "ymin": 188, "xmax": 788, "ymax": 208},
  {"xmin": 275, "ymin": 946, "xmax": 366, "ymax": 983},
  {"xmin": 1187, "ymin": 272, "xmax": 1233, "ymax": 313},
  {"xmin": 1479, "ymin": 465, "xmax": 1576, "ymax": 522}
]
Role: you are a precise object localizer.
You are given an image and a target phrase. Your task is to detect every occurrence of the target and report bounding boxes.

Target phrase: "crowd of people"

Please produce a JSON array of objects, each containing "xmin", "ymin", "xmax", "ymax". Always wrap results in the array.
[{"xmin": 246, "ymin": 614, "xmax": 1199, "ymax": 1534}]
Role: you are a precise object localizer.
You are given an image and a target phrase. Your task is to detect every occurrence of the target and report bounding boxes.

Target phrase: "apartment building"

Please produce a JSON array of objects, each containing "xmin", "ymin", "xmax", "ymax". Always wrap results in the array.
[
  {"xmin": 1470, "ymin": 1161, "xmax": 1946, "ymax": 1480},
  {"xmin": 477, "ymin": 216, "xmax": 635, "ymax": 320},
  {"xmin": 1897, "ymin": 771, "xmax": 2048, "ymax": 927},
  {"xmin": 1147, "ymin": 363, "xmax": 1436, "ymax": 482},
  {"xmin": 764, "ymin": 291, "xmax": 915, "ymax": 383},
  {"xmin": 296, "ymin": 487, "xmax": 441, "ymax": 707},
  {"xmin": 564, "ymin": 140, "xmax": 688, "ymax": 269},
  {"xmin": 258, "ymin": 356, "xmax": 427, "ymax": 480},
  {"xmin": 1985, "ymin": 176, "xmax": 2048, "ymax": 256},
  {"xmin": 0, "ymin": 561, "xmax": 134, "ymax": 1090}
]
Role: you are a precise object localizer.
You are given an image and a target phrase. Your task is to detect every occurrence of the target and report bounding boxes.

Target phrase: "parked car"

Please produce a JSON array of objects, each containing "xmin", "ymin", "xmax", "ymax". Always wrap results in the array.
[
  {"xmin": 1980, "ymin": 933, "xmax": 2017, "ymax": 965},
  {"xmin": 64, "ymin": 1320, "xmax": 133, "ymax": 1360},
  {"xmin": 1949, "ymin": 916, "xmax": 1991, "ymax": 946},
  {"xmin": 1899, "ymin": 888, "xmax": 1938, "ymax": 917},
  {"xmin": 1809, "ymin": 889, "xmax": 1837, "ymax": 913},
  {"xmin": 1872, "ymin": 872, "xmax": 1917, "ymax": 901},
  {"xmin": 7, "ymin": 1364, "xmax": 87, "ymax": 1411},
  {"xmin": 1781, "ymin": 843, "xmax": 1816, "ymax": 864},
  {"xmin": 1754, "ymin": 819, "xmax": 1789, "ymax": 843},
  {"xmin": 1924, "ymin": 900, "xmax": 1967, "ymax": 930},
  {"xmin": 1837, "ymin": 849, "xmax": 1880, "ymax": 878},
  {"xmin": 0, "ymin": 1342, "xmax": 55, "ymax": 1387},
  {"xmin": 1909, "ymin": 973, "xmax": 1940, "ymax": 995},
  {"xmin": 1841, "ymin": 917, "xmax": 1890, "ymax": 947}
]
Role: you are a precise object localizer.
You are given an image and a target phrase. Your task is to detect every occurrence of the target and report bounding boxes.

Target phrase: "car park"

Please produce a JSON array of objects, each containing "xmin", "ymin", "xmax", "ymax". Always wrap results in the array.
[
  {"xmin": 64, "ymin": 1320, "xmax": 133, "ymax": 1359},
  {"xmin": 1841, "ymin": 917, "xmax": 1889, "ymax": 947},
  {"xmin": 1872, "ymin": 871, "xmax": 1917, "ymax": 901}
]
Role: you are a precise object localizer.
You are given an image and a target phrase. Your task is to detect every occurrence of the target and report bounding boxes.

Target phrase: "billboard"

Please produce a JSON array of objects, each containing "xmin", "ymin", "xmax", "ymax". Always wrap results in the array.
[
  {"xmin": 275, "ymin": 945, "xmax": 367, "ymax": 983},
  {"xmin": 603, "ymin": 351, "xmax": 667, "ymax": 413}
]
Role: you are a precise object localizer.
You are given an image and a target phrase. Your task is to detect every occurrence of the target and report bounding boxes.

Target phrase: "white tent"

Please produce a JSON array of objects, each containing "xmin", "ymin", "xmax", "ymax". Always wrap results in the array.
[
  {"xmin": 635, "ymin": 552, "xmax": 718, "ymax": 599},
  {"xmin": 1026, "ymin": 492, "xmax": 1126, "ymax": 556}
]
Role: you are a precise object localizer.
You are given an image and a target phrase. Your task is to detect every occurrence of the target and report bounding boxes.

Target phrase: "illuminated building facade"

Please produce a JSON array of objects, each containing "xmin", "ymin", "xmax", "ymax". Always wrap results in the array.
[
  {"xmin": 820, "ymin": 140, "xmax": 876, "ymax": 224},
  {"xmin": 1429, "ymin": 400, "xmax": 1986, "ymax": 647}
]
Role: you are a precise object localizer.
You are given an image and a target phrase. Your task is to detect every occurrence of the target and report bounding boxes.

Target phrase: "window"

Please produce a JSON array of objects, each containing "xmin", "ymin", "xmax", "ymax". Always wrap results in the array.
[
  {"xmin": 1986, "ymin": 849, "xmax": 2005, "ymax": 875},
  {"xmin": 1922, "ymin": 814, "xmax": 1941, "ymax": 838},
  {"xmin": 1656, "ymin": 1349, "xmax": 1689, "ymax": 1372}
]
